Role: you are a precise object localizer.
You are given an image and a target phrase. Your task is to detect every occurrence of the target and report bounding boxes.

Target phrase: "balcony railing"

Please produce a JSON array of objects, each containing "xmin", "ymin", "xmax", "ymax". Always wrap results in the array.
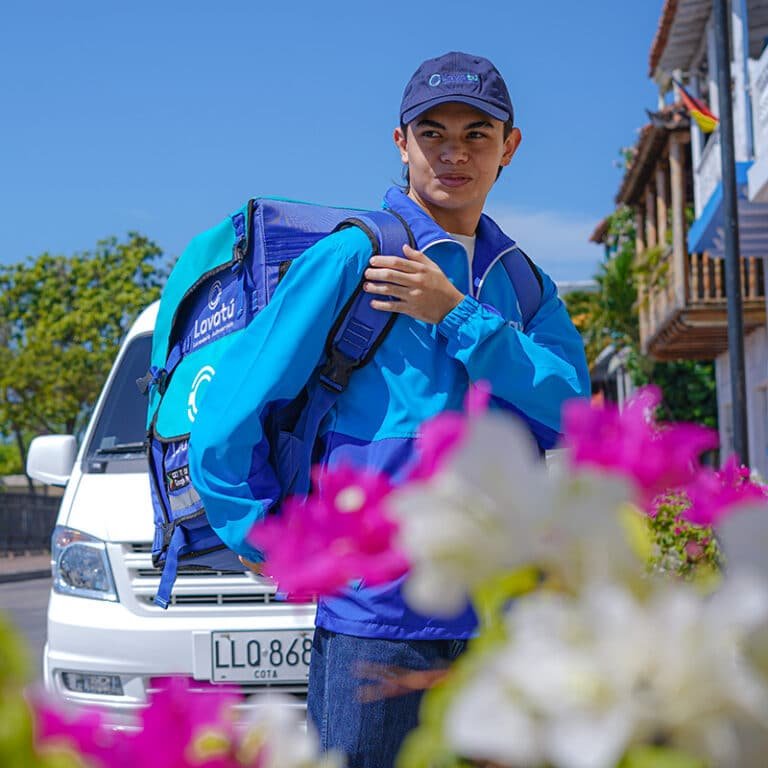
[{"xmin": 639, "ymin": 247, "xmax": 766, "ymax": 360}]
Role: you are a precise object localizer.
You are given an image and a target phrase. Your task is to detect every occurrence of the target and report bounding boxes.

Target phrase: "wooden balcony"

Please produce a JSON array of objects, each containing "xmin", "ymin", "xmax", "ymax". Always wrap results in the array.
[{"xmin": 639, "ymin": 247, "xmax": 767, "ymax": 360}]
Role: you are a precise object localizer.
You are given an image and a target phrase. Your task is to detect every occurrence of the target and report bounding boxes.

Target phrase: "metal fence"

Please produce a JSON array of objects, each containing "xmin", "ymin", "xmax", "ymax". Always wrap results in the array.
[{"xmin": 0, "ymin": 493, "xmax": 60, "ymax": 552}]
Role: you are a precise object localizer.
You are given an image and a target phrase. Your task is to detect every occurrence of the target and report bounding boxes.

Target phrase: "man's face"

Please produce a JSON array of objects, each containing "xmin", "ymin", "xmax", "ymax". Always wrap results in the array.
[{"xmin": 394, "ymin": 102, "xmax": 521, "ymax": 233}]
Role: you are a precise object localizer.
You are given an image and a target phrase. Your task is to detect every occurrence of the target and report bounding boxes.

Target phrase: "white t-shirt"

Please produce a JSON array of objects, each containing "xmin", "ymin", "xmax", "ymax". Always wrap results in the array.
[{"xmin": 450, "ymin": 232, "xmax": 477, "ymax": 270}]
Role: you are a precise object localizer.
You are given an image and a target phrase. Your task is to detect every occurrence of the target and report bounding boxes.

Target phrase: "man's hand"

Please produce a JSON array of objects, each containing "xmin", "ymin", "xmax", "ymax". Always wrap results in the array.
[
  {"xmin": 239, "ymin": 555, "xmax": 265, "ymax": 575},
  {"xmin": 363, "ymin": 244, "xmax": 465, "ymax": 324}
]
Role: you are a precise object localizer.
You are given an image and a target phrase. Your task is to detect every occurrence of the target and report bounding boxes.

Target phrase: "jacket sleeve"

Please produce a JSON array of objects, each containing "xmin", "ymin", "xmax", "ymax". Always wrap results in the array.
[
  {"xmin": 188, "ymin": 227, "xmax": 372, "ymax": 561},
  {"xmin": 436, "ymin": 269, "xmax": 590, "ymax": 449}
]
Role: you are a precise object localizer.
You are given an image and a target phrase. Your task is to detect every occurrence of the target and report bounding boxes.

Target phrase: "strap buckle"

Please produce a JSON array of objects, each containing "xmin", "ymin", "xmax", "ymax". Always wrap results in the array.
[
  {"xmin": 135, "ymin": 366, "xmax": 167, "ymax": 396},
  {"xmin": 319, "ymin": 350, "xmax": 357, "ymax": 393}
]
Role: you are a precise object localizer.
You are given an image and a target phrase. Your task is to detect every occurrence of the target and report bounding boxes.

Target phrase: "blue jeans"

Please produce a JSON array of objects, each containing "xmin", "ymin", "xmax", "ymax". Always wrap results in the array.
[{"xmin": 307, "ymin": 627, "xmax": 467, "ymax": 768}]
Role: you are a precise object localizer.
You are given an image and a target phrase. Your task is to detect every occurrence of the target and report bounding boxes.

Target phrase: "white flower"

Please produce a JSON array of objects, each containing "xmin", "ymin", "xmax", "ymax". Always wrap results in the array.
[
  {"xmin": 240, "ymin": 692, "xmax": 345, "ymax": 768},
  {"xmin": 389, "ymin": 411, "xmax": 636, "ymax": 616},
  {"xmin": 445, "ymin": 576, "xmax": 768, "ymax": 768}
]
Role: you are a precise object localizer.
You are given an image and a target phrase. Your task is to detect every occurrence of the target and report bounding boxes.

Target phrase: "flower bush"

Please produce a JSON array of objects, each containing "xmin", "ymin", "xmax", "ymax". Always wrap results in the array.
[{"xmin": 9, "ymin": 385, "xmax": 768, "ymax": 768}]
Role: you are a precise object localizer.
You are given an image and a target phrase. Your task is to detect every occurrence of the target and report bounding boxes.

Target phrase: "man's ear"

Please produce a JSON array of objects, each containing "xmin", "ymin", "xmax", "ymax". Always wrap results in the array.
[
  {"xmin": 500, "ymin": 127, "xmax": 522, "ymax": 167},
  {"xmin": 393, "ymin": 125, "xmax": 409, "ymax": 164}
]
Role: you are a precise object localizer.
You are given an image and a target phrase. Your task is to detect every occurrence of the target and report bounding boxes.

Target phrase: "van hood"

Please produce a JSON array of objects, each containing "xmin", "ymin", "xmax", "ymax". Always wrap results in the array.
[{"xmin": 65, "ymin": 470, "xmax": 154, "ymax": 543}]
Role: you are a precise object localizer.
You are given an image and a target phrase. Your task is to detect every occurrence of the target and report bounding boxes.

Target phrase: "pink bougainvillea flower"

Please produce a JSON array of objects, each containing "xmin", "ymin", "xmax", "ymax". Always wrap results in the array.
[
  {"xmin": 562, "ymin": 385, "xmax": 719, "ymax": 508},
  {"xmin": 682, "ymin": 455, "xmax": 768, "ymax": 527},
  {"xmin": 34, "ymin": 697, "xmax": 121, "ymax": 767},
  {"xmin": 34, "ymin": 677, "xmax": 242, "ymax": 768},
  {"xmin": 409, "ymin": 380, "xmax": 491, "ymax": 482},
  {"xmin": 130, "ymin": 677, "xmax": 242, "ymax": 768},
  {"xmin": 249, "ymin": 383, "xmax": 490, "ymax": 600},
  {"xmin": 408, "ymin": 411, "xmax": 466, "ymax": 482},
  {"xmin": 249, "ymin": 463, "xmax": 409, "ymax": 600}
]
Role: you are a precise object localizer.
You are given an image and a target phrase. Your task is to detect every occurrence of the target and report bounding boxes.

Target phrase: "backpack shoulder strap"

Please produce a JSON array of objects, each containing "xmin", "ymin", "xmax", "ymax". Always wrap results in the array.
[
  {"xmin": 319, "ymin": 211, "xmax": 415, "ymax": 392},
  {"xmin": 284, "ymin": 211, "xmax": 414, "ymax": 497},
  {"xmin": 500, "ymin": 246, "xmax": 544, "ymax": 328}
]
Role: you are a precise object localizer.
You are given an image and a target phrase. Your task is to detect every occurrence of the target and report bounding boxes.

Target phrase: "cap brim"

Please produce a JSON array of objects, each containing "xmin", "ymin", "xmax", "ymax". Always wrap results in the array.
[{"xmin": 401, "ymin": 94, "xmax": 511, "ymax": 125}]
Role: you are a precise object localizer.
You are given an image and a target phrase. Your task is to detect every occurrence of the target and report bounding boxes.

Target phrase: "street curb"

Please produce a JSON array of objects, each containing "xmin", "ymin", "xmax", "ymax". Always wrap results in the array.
[{"xmin": 0, "ymin": 570, "xmax": 50, "ymax": 584}]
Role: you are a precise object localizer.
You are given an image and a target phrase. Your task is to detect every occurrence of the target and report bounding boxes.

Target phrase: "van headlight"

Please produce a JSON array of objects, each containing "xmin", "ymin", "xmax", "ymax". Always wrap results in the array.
[{"xmin": 52, "ymin": 526, "xmax": 118, "ymax": 601}]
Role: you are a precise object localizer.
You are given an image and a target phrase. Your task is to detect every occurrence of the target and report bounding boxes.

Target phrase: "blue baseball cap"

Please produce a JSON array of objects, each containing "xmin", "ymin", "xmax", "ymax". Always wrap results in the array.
[{"xmin": 400, "ymin": 51, "xmax": 514, "ymax": 126}]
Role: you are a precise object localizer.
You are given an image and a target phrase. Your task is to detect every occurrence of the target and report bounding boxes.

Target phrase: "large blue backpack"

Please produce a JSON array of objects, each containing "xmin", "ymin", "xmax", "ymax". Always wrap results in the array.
[{"xmin": 140, "ymin": 198, "xmax": 542, "ymax": 609}]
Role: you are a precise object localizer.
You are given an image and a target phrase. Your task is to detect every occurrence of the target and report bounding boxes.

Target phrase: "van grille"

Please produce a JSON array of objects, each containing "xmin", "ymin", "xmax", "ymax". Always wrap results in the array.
[
  {"xmin": 145, "ymin": 680, "xmax": 307, "ymax": 701},
  {"xmin": 122, "ymin": 543, "xmax": 279, "ymax": 608}
]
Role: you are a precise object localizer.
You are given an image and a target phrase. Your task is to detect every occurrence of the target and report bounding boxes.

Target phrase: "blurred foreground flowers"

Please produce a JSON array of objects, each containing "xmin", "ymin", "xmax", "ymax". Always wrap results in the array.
[
  {"xmin": 0, "ymin": 614, "xmax": 341, "ymax": 767},
  {"xmin": 252, "ymin": 385, "xmax": 768, "ymax": 768},
  {"xmin": 8, "ymin": 385, "xmax": 768, "ymax": 768}
]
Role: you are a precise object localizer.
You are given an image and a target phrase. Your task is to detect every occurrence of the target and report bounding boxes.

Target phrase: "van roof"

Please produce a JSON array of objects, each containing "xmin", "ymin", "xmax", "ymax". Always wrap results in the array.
[{"xmin": 128, "ymin": 301, "xmax": 159, "ymax": 338}]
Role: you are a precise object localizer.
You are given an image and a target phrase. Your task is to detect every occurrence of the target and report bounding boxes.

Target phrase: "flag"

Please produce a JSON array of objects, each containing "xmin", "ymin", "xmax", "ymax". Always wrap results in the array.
[{"xmin": 673, "ymin": 78, "xmax": 719, "ymax": 133}]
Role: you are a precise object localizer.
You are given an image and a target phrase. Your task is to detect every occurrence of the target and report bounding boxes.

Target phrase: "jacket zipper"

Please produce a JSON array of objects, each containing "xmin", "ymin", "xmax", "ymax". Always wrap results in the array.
[
  {"xmin": 423, "ymin": 238, "xmax": 474, "ymax": 298},
  {"xmin": 475, "ymin": 245, "xmax": 518, "ymax": 300},
  {"xmin": 423, "ymin": 239, "xmax": 516, "ymax": 301}
]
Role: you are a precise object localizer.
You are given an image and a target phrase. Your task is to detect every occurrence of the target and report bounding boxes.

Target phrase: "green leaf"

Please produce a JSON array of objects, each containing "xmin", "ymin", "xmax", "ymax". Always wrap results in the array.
[
  {"xmin": 0, "ymin": 614, "xmax": 30, "ymax": 686},
  {"xmin": 619, "ymin": 744, "xmax": 706, "ymax": 768}
]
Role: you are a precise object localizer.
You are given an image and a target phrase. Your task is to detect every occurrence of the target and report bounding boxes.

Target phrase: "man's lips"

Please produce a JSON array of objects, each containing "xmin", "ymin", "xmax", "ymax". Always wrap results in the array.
[{"xmin": 437, "ymin": 174, "xmax": 472, "ymax": 188}]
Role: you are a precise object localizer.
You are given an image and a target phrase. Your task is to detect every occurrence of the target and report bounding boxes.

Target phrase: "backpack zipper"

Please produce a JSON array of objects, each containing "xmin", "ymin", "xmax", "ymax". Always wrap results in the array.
[{"xmin": 165, "ymin": 199, "xmax": 255, "ymax": 364}]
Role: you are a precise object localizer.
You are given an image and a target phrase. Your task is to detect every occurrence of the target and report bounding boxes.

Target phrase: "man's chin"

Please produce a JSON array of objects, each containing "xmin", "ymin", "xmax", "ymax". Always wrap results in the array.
[{"xmin": 426, "ymin": 185, "xmax": 477, "ymax": 207}]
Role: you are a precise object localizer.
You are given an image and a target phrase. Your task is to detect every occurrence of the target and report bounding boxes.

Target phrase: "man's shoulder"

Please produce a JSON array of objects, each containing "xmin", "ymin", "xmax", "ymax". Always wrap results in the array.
[{"xmin": 304, "ymin": 224, "xmax": 376, "ymax": 268}]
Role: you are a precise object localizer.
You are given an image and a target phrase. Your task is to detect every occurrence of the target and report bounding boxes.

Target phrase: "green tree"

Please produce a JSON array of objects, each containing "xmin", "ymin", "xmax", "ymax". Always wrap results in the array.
[
  {"xmin": 565, "ymin": 207, "xmax": 717, "ymax": 428},
  {"xmin": 0, "ymin": 444, "xmax": 22, "ymax": 476},
  {"xmin": 564, "ymin": 206, "xmax": 638, "ymax": 368},
  {"xmin": 0, "ymin": 234, "xmax": 165, "ymax": 489}
]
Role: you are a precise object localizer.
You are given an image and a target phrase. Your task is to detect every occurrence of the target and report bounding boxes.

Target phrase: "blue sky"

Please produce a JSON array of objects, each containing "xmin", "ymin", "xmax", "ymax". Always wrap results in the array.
[{"xmin": 1, "ymin": 1, "xmax": 662, "ymax": 281}]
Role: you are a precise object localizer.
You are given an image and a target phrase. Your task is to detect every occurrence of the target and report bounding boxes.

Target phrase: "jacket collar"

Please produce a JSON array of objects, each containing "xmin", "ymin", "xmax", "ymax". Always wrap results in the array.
[
  {"xmin": 383, "ymin": 186, "xmax": 515, "ymax": 254},
  {"xmin": 383, "ymin": 186, "xmax": 517, "ymax": 286},
  {"xmin": 383, "ymin": 187, "xmax": 450, "ymax": 248}
]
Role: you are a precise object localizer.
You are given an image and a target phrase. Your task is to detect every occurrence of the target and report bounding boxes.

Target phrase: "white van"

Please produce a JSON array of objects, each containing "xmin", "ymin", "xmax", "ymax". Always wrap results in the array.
[{"xmin": 27, "ymin": 301, "xmax": 316, "ymax": 727}]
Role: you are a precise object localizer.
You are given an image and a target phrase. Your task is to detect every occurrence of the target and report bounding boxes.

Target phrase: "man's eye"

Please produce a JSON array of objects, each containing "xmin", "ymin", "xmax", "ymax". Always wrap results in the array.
[
  {"xmin": 467, "ymin": 131, "xmax": 488, "ymax": 139},
  {"xmin": 420, "ymin": 130, "xmax": 441, "ymax": 138}
]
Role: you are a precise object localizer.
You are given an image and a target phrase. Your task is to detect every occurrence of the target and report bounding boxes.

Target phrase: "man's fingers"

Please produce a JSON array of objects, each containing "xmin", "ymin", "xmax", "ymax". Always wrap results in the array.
[
  {"xmin": 365, "ymin": 267, "xmax": 419, "ymax": 286},
  {"xmin": 239, "ymin": 556, "xmax": 265, "ymax": 574},
  {"xmin": 369, "ymin": 255, "xmax": 422, "ymax": 272},
  {"xmin": 364, "ymin": 281, "xmax": 409, "ymax": 298},
  {"xmin": 402, "ymin": 244, "xmax": 430, "ymax": 262},
  {"xmin": 369, "ymin": 298, "xmax": 407, "ymax": 313}
]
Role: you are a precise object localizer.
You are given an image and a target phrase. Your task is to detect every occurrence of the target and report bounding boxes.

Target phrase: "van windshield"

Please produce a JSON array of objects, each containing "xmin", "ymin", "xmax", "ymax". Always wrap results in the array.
[{"xmin": 86, "ymin": 333, "xmax": 152, "ymax": 467}]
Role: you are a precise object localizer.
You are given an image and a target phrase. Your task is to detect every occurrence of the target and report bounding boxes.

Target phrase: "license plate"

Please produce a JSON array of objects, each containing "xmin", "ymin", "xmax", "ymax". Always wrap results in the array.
[{"xmin": 211, "ymin": 630, "xmax": 313, "ymax": 683}]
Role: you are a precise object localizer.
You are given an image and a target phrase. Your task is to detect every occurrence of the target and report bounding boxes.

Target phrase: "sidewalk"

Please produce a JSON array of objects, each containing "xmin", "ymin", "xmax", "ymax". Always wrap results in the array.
[{"xmin": 0, "ymin": 553, "xmax": 51, "ymax": 583}]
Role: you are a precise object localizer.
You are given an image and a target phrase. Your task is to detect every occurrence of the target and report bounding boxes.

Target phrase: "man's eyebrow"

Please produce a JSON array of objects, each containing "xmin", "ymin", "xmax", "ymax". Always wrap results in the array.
[
  {"xmin": 415, "ymin": 119, "xmax": 446, "ymax": 129},
  {"xmin": 414, "ymin": 119, "xmax": 494, "ymax": 130}
]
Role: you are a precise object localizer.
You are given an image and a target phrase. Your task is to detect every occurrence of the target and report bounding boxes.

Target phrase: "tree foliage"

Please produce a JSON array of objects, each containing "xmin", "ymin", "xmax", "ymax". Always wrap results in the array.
[
  {"xmin": 0, "ymin": 444, "xmax": 22, "ymax": 476},
  {"xmin": 565, "ymin": 207, "xmax": 638, "ymax": 367},
  {"xmin": 0, "ymin": 234, "xmax": 165, "ymax": 480},
  {"xmin": 564, "ymin": 206, "xmax": 718, "ymax": 429}
]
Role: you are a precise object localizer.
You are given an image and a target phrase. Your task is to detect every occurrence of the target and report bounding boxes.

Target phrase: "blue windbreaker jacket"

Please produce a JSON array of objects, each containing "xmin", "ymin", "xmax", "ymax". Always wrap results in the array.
[{"xmin": 188, "ymin": 187, "xmax": 590, "ymax": 639}]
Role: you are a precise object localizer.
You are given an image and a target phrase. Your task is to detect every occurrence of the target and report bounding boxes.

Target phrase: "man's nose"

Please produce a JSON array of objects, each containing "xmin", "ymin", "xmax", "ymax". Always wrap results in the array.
[{"xmin": 440, "ymin": 142, "xmax": 468, "ymax": 163}]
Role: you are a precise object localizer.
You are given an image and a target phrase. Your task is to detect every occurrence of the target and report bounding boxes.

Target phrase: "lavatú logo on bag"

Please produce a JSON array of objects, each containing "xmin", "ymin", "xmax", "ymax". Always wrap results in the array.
[
  {"xmin": 188, "ymin": 365, "xmax": 216, "ymax": 423},
  {"xmin": 208, "ymin": 280, "xmax": 222, "ymax": 310}
]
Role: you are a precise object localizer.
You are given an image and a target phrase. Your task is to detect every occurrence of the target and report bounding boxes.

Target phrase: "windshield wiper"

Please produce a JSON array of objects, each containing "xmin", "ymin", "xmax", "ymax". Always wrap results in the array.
[{"xmin": 95, "ymin": 442, "xmax": 146, "ymax": 456}]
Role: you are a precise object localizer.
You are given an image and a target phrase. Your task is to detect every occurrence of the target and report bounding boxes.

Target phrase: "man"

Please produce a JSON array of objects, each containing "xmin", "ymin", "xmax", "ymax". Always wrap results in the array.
[{"xmin": 189, "ymin": 51, "xmax": 589, "ymax": 768}]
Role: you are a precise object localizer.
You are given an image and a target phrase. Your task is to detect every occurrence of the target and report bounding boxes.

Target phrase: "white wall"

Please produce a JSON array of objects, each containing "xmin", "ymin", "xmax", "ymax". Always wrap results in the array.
[{"xmin": 716, "ymin": 325, "xmax": 768, "ymax": 477}]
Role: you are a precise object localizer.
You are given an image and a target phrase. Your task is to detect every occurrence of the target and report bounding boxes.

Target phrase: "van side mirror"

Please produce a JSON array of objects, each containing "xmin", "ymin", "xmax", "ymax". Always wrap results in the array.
[{"xmin": 27, "ymin": 435, "xmax": 77, "ymax": 486}]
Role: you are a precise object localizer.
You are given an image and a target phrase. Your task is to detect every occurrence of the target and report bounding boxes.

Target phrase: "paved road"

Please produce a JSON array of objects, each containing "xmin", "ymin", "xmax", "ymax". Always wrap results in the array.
[{"xmin": 0, "ymin": 577, "xmax": 50, "ymax": 681}]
